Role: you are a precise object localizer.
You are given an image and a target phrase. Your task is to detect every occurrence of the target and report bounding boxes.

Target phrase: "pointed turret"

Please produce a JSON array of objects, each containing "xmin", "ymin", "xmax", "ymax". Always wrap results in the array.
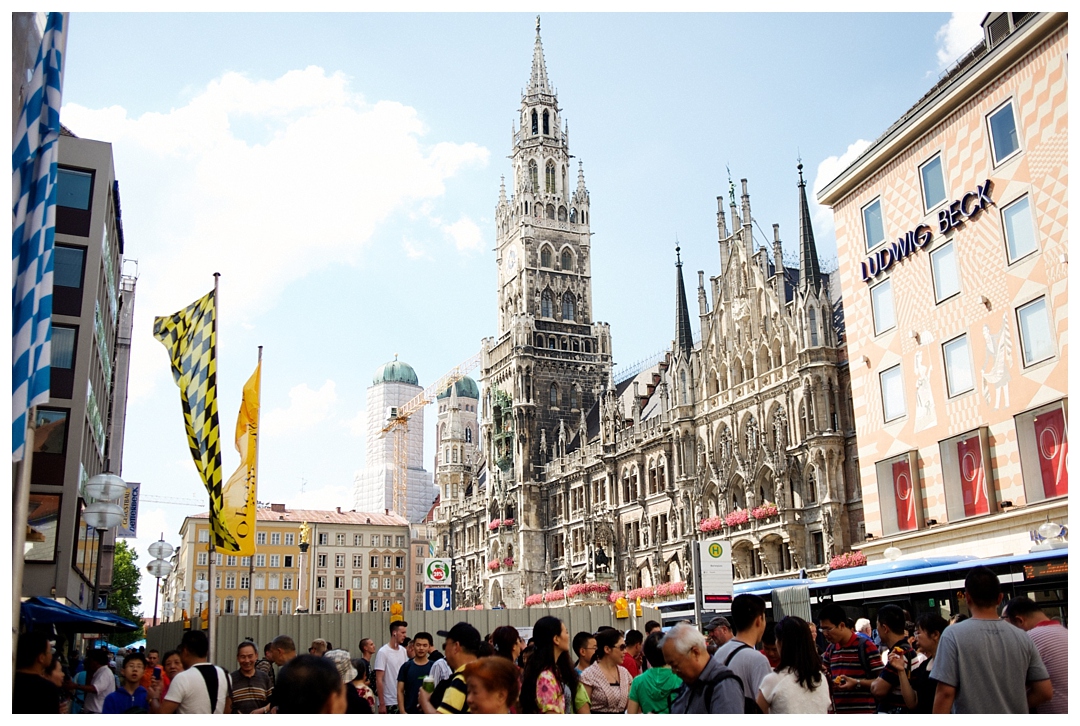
[
  {"xmin": 675, "ymin": 245, "xmax": 694, "ymax": 355},
  {"xmin": 499, "ymin": 175, "xmax": 507, "ymax": 205},
  {"xmin": 797, "ymin": 162, "xmax": 824, "ymax": 294},
  {"xmin": 528, "ymin": 16, "xmax": 552, "ymax": 96}
]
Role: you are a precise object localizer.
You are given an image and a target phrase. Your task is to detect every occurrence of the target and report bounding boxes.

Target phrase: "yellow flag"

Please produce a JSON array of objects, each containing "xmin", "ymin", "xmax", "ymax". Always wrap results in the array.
[{"xmin": 222, "ymin": 362, "xmax": 260, "ymax": 555}]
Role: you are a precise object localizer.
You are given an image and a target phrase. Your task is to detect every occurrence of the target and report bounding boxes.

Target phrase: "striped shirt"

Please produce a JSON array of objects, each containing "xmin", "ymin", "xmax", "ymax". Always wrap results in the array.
[
  {"xmin": 436, "ymin": 666, "xmax": 469, "ymax": 714},
  {"xmin": 823, "ymin": 634, "xmax": 883, "ymax": 713},
  {"xmin": 1028, "ymin": 622, "xmax": 1067, "ymax": 714},
  {"xmin": 229, "ymin": 669, "xmax": 272, "ymax": 713}
]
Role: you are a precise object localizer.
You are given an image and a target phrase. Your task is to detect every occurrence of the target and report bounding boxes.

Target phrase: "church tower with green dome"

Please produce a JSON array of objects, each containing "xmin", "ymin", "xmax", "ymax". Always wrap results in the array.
[
  {"xmin": 479, "ymin": 18, "xmax": 613, "ymax": 606},
  {"xmin": 355, "ymin": 356, "xmax": 436, "ymax": 522}
]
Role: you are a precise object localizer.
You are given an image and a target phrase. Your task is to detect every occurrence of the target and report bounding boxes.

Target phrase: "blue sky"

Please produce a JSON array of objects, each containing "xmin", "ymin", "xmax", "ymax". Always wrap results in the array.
[{"xmin": 57, "ymin": 11, "xmax": 985, "ymax": 611}]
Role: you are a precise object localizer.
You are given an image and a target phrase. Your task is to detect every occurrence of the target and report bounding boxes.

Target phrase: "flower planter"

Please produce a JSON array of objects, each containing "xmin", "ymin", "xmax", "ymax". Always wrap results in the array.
[
  {"xmin": 829, "ymin": 551, "xmax": 867, "ymax": 570},
  {"xmin": 751, "ymin": 503, "xmax": 779, "ymax": 520},
  {"xmin": 725, "ymin": 510, "xmax": 749, "ymax": 527}
]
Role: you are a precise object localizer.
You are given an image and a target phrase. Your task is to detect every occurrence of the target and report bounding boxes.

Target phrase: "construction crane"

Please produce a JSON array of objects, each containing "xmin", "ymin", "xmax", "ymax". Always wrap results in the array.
[
  {"xmin": 382, "ymin": 350, "xmax": 482, "ymax": 518},
  {"xmin": 140, "ymin": 495, "xmax": 206, "ymax": 508}
]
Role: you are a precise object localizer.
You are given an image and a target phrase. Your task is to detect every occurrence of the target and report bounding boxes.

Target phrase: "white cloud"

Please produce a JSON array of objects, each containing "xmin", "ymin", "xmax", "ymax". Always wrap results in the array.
[
  {"xmin": 442, "ymin": 216, "xmax": 483, "ymax": 252},
  {"xmin": 344, "ymin": 408, "xmax": 368, "ymax": 437},
  {"xmin": 402, "ymin": 238, "xmax": 433, "ymax": 260},
  {"xmin": 262, "ymin": 379, "xmax": 337, "ymax": 436},
  {"xmin": 808, "ymin": 139, "xmax": 872, "ymax": 265},
  {"xmin": 935, "ymin": 13, "xmax": 984, "ymax": 69},
  {"xmin": 61, "ymin": 66, "xmax": 489, "ymax": 403}
]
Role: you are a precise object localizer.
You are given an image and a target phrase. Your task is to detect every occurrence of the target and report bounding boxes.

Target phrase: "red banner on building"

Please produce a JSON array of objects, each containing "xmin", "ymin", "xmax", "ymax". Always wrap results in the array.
[
  {"xmin": 893, "ymin": 459, "xmax": 917, "ymax": 531},
  {"xmin": 958, "ymin": 435, "xmax": 988, "ymax": 516},
  {"xmin": 1035, "ymin": 408, "xmax": 1068, "ymax": 498}
]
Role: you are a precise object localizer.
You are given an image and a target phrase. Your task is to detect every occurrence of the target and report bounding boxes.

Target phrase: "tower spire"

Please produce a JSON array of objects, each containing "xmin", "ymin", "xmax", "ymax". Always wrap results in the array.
[
  {"xmin": 528, "ymin": 16, "xmax": 552, "ymax": 95},
  {"xmin": 797, "ymin": 162, "xmax": 824, "ymax": 294},
  {"xmin": 675, "ymin": 243, "xmax": 694, "ymax": 355}
]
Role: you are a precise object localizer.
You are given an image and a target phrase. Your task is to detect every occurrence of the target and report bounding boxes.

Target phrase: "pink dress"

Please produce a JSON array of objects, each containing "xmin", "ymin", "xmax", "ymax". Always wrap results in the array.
[{"xmin": 534, "ymin": 669, "xmax": 568, "ymax": 713}]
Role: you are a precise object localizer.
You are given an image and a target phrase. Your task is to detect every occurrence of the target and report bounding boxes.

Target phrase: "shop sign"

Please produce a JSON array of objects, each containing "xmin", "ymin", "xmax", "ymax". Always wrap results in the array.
[{"xmin": 861, "ymin": 179, "xmax": 994, "ymax": 283}]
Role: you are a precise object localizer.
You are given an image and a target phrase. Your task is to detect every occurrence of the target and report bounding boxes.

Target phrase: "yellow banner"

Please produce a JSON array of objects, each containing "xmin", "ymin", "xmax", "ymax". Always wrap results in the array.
[{"xmin": 221, "ymin": 362, "xmax": 260, "ymax": 555}]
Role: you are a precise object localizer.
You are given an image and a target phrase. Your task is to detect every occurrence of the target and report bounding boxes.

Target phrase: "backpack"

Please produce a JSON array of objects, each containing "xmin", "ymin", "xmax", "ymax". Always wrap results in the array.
[
  {"xmin": 722, "ymin": 643, "xmax": 763, "ymax": 714},
  {"xmin": 672, "ymin": 664, "xmax": 744, "ymax": 714}
]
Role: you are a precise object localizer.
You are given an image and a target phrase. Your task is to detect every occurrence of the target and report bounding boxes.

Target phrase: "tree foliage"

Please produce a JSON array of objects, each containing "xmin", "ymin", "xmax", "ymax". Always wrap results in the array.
[{"xmin": 107, "ymin": 539, "xmax": 144, "ymax": 645}]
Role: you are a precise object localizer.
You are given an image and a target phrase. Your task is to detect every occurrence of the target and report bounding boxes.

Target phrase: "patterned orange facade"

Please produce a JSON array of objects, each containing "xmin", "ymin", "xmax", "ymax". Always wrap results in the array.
[{"xmin": 819, "ymin": 13, "xmax": 1067, "ymax": 559}]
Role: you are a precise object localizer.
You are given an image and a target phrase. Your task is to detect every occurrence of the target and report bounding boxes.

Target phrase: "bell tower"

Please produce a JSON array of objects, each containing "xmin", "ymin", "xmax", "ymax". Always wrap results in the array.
[{"xmin": 483, "ymin": 18, "xmax": 611, "ymax": 603}]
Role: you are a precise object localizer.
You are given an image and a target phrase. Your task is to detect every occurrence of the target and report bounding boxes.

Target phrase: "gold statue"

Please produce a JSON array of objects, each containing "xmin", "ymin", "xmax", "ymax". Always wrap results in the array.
[{"xmin": 299, "ymin": 521, "xmax": 311, "ymax": 545}]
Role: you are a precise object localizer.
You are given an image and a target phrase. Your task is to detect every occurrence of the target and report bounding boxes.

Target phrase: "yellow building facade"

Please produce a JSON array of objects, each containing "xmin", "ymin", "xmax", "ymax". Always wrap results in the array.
[{"xmin": 818, "ymin": 13, "xmax": 1067, "ymax": 560}]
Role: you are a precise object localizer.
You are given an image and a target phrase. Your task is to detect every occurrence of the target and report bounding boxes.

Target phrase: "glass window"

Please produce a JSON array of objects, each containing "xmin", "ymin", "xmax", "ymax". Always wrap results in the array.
[
  {"xmin": 920, "ymin": 154, "xmax": 947, "ymax": 210},
  {"xmin": 240, "ymin": 575, "xmax": 249, "ymax": 589},
  {"xmin": 53, "ymin": 245, "xmax": 86, "ymax": 288},
  {"xmin": 335, "ymin": 576, "xmax": 345, "ymax": 589},
  {"xmin": 540, "ymin": 246, "xmax": 552, "ymax": 267},
  {"xmin": 256, "ymin": 532, "xmax": 266, "ymax": 545},
  {"xmin": 335, "ymin": 554, "xmax": 345, "ymax": 567},
  {"xmin": 32, "ymin": 408, "xmax": 68, "ymax": 454},
  {"xmin": 383, "ymin": 556, "xmax": 391, "ymax": 568},
  {"xmin": 354, "ymin": 534, "xmax": 363, "ymax": 546},
  {"xmin": 541, "ymin": 290, "xmax": 552, "ymax": 317},
  {"xmin": 930, "ymin": 241, "xmax": 961, "ymax": 302},
  {"xmin": 353, "ymin": 554, "xmax": 363, "ymax": 567},
  {"xmin": 270, "ymin": 532, "xmax": 281, "ymax": 545},
  {"xmin": 870, "ymin": 278, "xmax": 896, "ymax": 335},
  {"xmin": 50, "ymin": 326, "xmax": 76, "ymax": 369},
  {"xmin": 336, "ymin": 533, "xmax": 345, "ymax": 545},
  {"xmin": 370, "ymin": 577, "xmax": 379, "ymax": 589},
  {"xmin": 241, "ymin": 556, "xmax": 251, "ymax": 566},
  {"xmin": 318, "ymin": 533, "xmax": 328, "ymax": 545},
  {"xmin": 862, "ymin": 199, "xmax": 885, "ymax": 251},
  {"xmin": 383, "ymin": 600, "xmax": 391, "ymax": 612},
  {"xmin": 396, "ymin": 535, "xmax": 405, "ymax": 547},
  {"xmin": 316, "ymin": 575, "xmax": 326, "ymax": 588},
  {"xmin": 269, "ymin": 555, "xmax": 280, "ymax": 567},
  {"xmin": 942, "ymin": 335, "xmax": 974, "ymax": 397},
  {"xmin": 197, "ymin": 552, "xmax": 208, "ymax": 566},
  {"xmin": 370, "ymin": 555, "xmax": 378, "ymax": 568},
  {"xmin": 316, "ymin": 598, "xmax": 325, "ymax": 613},
  {"xmin": 198, "ymin": 529, "xmax": 209, "ymax": 543},
  {"xmin": 880, "ymin": 365, "xmax": 906, "ymax": 422},
  {"xmin": 317, "ymin": 554, "xmax": 327, "ymax": 567},
  {"xmin": 383, "ymin": 578, "xmax": 392, "ymax": 589},
  {"xmin": 56, "ymin": 168, "xmax": 93, "ymax": 210},
  {"xmin": 1002, "ymin": 196, "xmax": 1037, "ymax": 262},
  {"xmin": 1017, "ymin": 297, "xmax": 1055, "ymax": 366},
  {"xmin": 384, "ymin": 536, "xmax": 392, "ymax": 547},
  {"xmin": 988, "ymin": 101, "xmax": 1020, "ymax": 164},
  {"xmin": 395, "ymin": 556, "xmax": 404, "ymax": 569},
  {"xmin": 269, "ymin": 574, "xmax": 279, "ymax": 589},
  {"xmin": 284, "ymin": 533, "xmax": 294, "ymax": 545},
  {"xmin": 283, "ymin": 555, "xmax": 292, "ymax": 568},
  {"xmin": 283, "ymin": 575, "xmax": 293, "ymax": 590},
  {"xmin": 225, "ymin": 573, "xmax": 236, "ymax": 589},
  {"xmin": 1015, "ymin": 401, "xmax": 1068, "ymax": 502},
  {"xmin": 226, "ymin": 555, "xmax": 237, "ymax": 566},
  {"xmin": 255, "ymin": 554, "xmax": 265, "ymax": 567}
]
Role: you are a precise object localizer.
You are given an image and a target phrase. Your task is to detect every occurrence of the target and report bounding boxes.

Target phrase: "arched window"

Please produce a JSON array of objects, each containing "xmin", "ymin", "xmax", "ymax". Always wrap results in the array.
[
  {"xmin": 557, "ymin": 206, "xmax": 567, "ymax": 222},
  {"xmin": 570, "ymin": 386, "xmax": 578, "ymax": 409},
  {"xmin": 562, "ymin": 292, "xmax": 575, "ymax": 321},
  {"xmin": 680, "ymin": 370, "xmax": 688, "ymax": 402},
  {"xmin": 465, "ymin": 427, "xmax": 472, "ymax": 443},
  {"xmin": 584, "ymin": 340, "xmax": 591, "ymax": 353},
  {"xmin": 282, "ymin": 598, "xmax": 292, "ymax": 614},
  {"xmin": 561, "ymin": 249, "xmax": 572, "ymax": 270},
  {"xmin": 808, "ymin": 307, "xmax": 819, "ymax": 346},
  {"xmin": 569, "ymin": 207, "xmax": 577, "ymax": 223},
  {"xmin": 540, "ymin": 246, "xmax": 552, "ymax": 267},
  {"xmin": 536, "ymin": 334, "xmax": 545, "ymax": 347},
  {"xmin": 546, "ymin": 204, "xmax": 555, "ymax": 219},
  {"xmin": 546, "ymin": 161, "xmax": 556, "ymax": 193},
  {"xmin": 550, "ymin": 384, "xmax": 559, "ymax": 407},
  {"xmin": 571, "ymin": 339, "xmax": 579, "ymax": 351},
  {"xmin": 531, "ymin": 110, "xmax": 538, "ymax": 135},
  {"xmin": 528, "ymin": 160, "xmax": 538, "ymax": 191},
  {"xmin": 268, "ymin": 598, "xmax": 278, "ymax": 615},
  {"xmin": 543, "ymin": 109, "xmax": 550, "ymax": 135},
  {"xmin": 541, "ymin": 290, "xmax": 553, "ymax": 317},
  {"xmin": 549, "ymin": 338, "xmax": 556, "ymax": 349}
]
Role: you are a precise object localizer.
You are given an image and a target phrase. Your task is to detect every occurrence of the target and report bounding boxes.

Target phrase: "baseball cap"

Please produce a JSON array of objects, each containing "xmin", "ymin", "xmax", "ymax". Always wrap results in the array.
[
  {"xmin": 436, "ymin": 622, "xmax": 481, "ymax": 653},
  {"xmin": 706, "ymin": 616, "xmax": 730, "ymax": 631}
]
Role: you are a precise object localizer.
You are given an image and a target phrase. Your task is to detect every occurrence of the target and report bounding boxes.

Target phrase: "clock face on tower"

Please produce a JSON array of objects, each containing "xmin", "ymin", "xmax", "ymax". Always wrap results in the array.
[{"xmin": 506, "ymin": 248, "xmax": 517, "ymax": 274}]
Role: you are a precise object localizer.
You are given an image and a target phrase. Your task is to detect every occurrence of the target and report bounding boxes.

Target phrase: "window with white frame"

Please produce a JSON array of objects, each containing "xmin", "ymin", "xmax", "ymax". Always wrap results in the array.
[
  {"xmin": 318, "ymin": 533, "xmax": 328, "ymax": 545},
  {"xmin": 395, "ymin": 556, "xmax": 404, "ymax": 569},
  {"xmin": 269, "ymin": 555, "xmax": 280, "ymax": 567},
  {"xmin": 239, "ymin": 598, "xmax": 248, "ymax": 615},
  {"xmin": 871, "ymin": 278, "xmax": 896, "ymax": 335},
  {"xmin": 383, "ymin": 556, "xmax": 392, "ymax": 568},
  {"xmin": 1002, "ymin": 195, "xmax": 1037, "ymax": 263},
  {"xmin": 988, "ymin": 100, "xmax": 1020, "ymax": 164},
  {"xmin": 383, "ymin": 600, "xmax": 391, "ymax": 612},
  {"xmin": 336, "ymin": 554, "xmax": 345, "ymax": 567},
  {"xmin": 920, "ymin": 154, "xmax": 947, "ymax": 211},
  {"xmin": 335, "ymin": 576, "xmax": 345, "ymax": 589},
  {"xmin": 317, "ymin": 554, "xmax": 327, "ymax": 567},
  {"xmin": 241, "ymin": 556, "xmax": 251, "ymax": 567},
  {"xmin": 334, "ymin": 598, "xmax": 343, "ymax": 612},
  {"xmin": 256, "ymin": 532, "xmax": 266, "ymax": 545},
  {"xmin": 226, "ymin": 555, "xmax": 237, "ymax": 567},
  {"xmin": 254, "ymin": 554, "xmax": 265, "ymax": 567},
  {"xmin": 880, "ymin": 365, "xmax": 907, "ymax": 422},
  {"xmin": 284, "ymin": 533, "xmax": 294, "ymax": 546},
  {"xmin": 383, "ymin": 577, "xmax": 392, "ymax": 589},
  {"xmin": 254, "ymin": 598, "xmax": 263, "ymax": 614},
  {"xmin": 395, "ymin": 578, "xmax": 404, "ymax": 590},
  {"xmin": 198, "ymin": 529, "xmax": 209, "ymax": 543},
  {"xmin": 282, "ymin": 598, "xmax": 292, "ymax": 613},
  {"xmin": 268, "ymin": 598, "xmax": 278, "ymax": 614},
  {"xmin": 395, "ymin": 536, "xmax": 405, "ymax": 547},
  {"xmin": 215, "ymin": 553, "xmax": 222, "ymax": 566},
  {"xmin": 197, "ymin": 552, "xmax": 208, "ymax": 566},
  {"xmin": 270, "ymin": 532, "xmax": 281, "ymax": 545},
  {"xmin": 370, "ymin": 556, "xmax": 379, "ymax": 568},
  {"xmin": 254, "ymin": 573, "xmax": 265, "ymax": 589},
  {"xmin": 353, "ymin": 576, "xmax": 363, "ymax": 588},
  {"xmin": 283, "ymin": 555, "xmax": 293, "ymax": 568},
  {"xmin": 354, "ymin": 534, "xmax": 363, "ymax": 546},
  {"xmin": 316, "ymin": 598, "xmax": 326, "ymax": 613},
  {"xmin": 225, "ymin": 573, "xmax": 236, "ymax": 589},
  {"xmin": 240, "ymin": 575, "xmax": 250, "ymax": 589},
  {"xmin": 1017, "ymin": 297, "xmax": 1055, "ymax": 366},
  {"xmin": 384, "ymin": 536, "xmax": 392, "ymax": 547},
  {"xmin": 370, "ymin": 577, "xmax": 379, "ymax": 590},
  {"xmin": 353, "ymin": 554, "xmax": 363, "ymax": 568},
  {"xmin": 336, "ymin": 533, "xmax": 346, "ymax": 545},
  {"xmin": 215, "ymin": 573, "xmax": 221, "ymax": 588},
  {"xmin": 268, "ymin": 574, "xmax": 279, "ymax": 589},
  {"xmin": 224, "ymin": 598, "xmax": 234, "ymax": 614},
  {"xmin": 942, "ymin": 334, "xmax": 974, "ymax": 397},
  {"xmin": 862, "ymin": 198, "xmax": 885, "ymax": 251},
  {"xmin": 283, "ymin": 575, "xmax": 293, "ymax": 590},
  {"xmin": 930, "ymin": 240, "xmax": 961, "ymax": 302},
  {"xmin": 371, "ymin": 535, "xmax": 379, "ymax": 546},
  {"xmin": 316, "ymin": 575, "xmax": 326, "ymax": 588}
]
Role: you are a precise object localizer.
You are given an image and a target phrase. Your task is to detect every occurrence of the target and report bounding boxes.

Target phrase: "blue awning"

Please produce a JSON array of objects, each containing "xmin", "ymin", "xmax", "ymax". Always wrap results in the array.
[{"xmin": 19, "ymin": 597, "xmax": 138, "ymax": 632}]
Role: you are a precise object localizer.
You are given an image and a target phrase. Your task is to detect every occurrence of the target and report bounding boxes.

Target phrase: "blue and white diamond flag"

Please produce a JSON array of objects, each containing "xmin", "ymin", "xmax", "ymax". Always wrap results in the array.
[{"xmin": 13, "ymin": 12, "xmax": 66, "ymax": 462}]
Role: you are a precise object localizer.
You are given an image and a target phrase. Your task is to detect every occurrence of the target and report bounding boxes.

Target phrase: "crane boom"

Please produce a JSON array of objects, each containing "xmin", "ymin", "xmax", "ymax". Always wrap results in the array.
[{"xmin": 381, "ymin": 350, "xmax": 482, "ymax": 518}]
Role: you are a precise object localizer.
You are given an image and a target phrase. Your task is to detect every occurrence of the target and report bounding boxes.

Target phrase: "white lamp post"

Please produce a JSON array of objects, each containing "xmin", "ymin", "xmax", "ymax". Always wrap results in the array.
[
  {"xmin": 146, "ymin": 535, "xmax": 175, "ymax": 627},
  {"xmin": 85, "ymin": 473, "xmax": 126, "ymax": 610}
]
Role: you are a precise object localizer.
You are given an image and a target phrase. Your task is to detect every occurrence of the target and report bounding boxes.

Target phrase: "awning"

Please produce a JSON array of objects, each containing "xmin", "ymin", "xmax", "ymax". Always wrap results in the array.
[{"xmin": 19, "ymin": 597, "xmax": 138, "ymax": 632}]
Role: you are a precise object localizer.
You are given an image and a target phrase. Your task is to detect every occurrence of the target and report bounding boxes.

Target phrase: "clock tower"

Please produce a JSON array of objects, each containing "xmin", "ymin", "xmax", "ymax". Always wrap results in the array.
[{"xmin": 481, "ymin": 18, "xmax": 612, "ymax": 603}]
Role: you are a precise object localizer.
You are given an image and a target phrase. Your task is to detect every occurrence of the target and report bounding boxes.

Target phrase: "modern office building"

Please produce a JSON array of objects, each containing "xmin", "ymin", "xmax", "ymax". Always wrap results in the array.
[
  {"xmin": 818, "ymin": 12, "xmax": 1067, "ymax": 559},
  {"xmin": 168, "ymin": 504, "xmax": 414, "ymax": 618},
  {"xmin": 21, "ymin": 127, "xmax": 137, "ymax": 612}
]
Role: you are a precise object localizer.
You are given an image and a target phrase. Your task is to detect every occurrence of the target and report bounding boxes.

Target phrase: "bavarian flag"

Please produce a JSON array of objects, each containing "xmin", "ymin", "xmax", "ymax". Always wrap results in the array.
[
  {"xmin": 222, "ymin": 362, "xmax": 260, "ymax": 556},
  {"xmin": 153, "ymin": 289, "xmax": 237, "ymax": 550}
]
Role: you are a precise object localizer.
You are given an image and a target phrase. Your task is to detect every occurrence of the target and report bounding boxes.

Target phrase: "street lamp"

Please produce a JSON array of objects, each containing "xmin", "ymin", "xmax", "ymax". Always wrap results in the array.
[
  {"xmin": 85, "ymin": 473, "xmax": 125, "ymax": 611},
  {"xmin": 162, "ymin": 602, "xmax": 175, "ymax": 623},
  {"xmin": 147, "ymin": 535, "xmax": 175, "ymax": 627},
  {"xmin": 193, "ymin": 579, "xmax": 209, "ymax": 628}
]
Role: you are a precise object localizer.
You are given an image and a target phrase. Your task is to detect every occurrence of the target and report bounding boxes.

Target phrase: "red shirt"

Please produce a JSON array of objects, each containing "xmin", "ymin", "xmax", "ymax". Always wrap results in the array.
[{"xmin": 620, "ymin": 651, "xmax": 640, "ymax": 678}]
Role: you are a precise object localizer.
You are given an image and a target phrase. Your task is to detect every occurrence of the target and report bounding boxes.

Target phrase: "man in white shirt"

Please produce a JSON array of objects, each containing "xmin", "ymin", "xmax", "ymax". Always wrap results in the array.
[
  {"xmin": 81, "ymin": 649, "xmax": 116, "ymax": 714},
  {"xmin": 712, "ymin": 594, "xmax": 773, "ymax": 713},
  {"xmin": 373, "ymin": 620, "xmax": 409, "ymax": 713},
  {"xmin": 149, "ymin": 630, "xmax": 232, "ymax": 714}
]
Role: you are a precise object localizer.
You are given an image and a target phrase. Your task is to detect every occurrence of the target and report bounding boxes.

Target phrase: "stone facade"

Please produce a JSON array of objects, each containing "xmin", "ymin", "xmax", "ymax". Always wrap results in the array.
[{"xmin": 433, "ymin": 21, "xmax": 860, "ymax": 609}]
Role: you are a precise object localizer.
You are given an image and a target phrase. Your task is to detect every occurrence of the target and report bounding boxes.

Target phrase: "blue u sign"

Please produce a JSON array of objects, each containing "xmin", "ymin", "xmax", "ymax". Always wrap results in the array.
[{"xmin": 424, "ymin": 587, "xmax": 452, "ymax": 611}]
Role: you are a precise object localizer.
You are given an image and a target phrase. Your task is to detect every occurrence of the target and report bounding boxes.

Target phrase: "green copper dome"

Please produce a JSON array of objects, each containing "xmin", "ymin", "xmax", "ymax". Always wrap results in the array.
[
  {"xmin": 373, "ymin": 357, "xmax": 419, "ymax": 386},
  {"xmin": 436, "ymin": 376, "xmax": 479, "ymax": 400}
]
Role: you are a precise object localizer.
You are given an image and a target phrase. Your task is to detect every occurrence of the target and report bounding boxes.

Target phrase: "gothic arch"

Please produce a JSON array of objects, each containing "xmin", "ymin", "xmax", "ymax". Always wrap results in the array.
[
  {"xmin": 531, "ymin": 110, "xmax": 538, "ymax": 135},
  {"xmin": 557, "ymin": 205, "xmax": 567, "ymax": 222},
  {"xmin": 549, "ymin": 382, "xmax": 559, "ymax": 407},
  {"xmin": 702, "ymin": 480, "xmax": 720, "ymax": 518},
  {"xmin": 490, "ymin": 580, "xmax": 503, "ymax": 607},
  {"xmin": 728, "ymin": 474, "xmax": 747, "ymax": 511},
  {"xmin": 546, "ymin": 204, "xmax": 556, "ymax": 219},
  {"xmin": 559, "ymin": 246, "xmax": 574, "ymax": 270},
  {"xmin": 541, "ymin": 288, "xmax": 554, "ymax": 317},
  {"xmin": 528, "ymin": 159, "xmax": 538, "ymax": 190},
  {"xmin": 545, "ymin": 160, "xmax": 556, "ymax": 193},
  {"xmin": 758, "ymin": 344, "xmax": 770, "ymax": 374},
  {"xmin": 771, "ymin": 337, "xmax": 783, "ymax": 369},
  {"xmin": 542, "ymin": 109, "xmax": 550, "ymax": 135}
]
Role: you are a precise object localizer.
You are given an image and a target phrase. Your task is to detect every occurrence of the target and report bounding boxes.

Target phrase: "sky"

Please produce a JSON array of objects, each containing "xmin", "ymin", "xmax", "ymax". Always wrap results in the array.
[{"xmin": 56, "ymin": 10, "xmax": 986, "ymax": 615}]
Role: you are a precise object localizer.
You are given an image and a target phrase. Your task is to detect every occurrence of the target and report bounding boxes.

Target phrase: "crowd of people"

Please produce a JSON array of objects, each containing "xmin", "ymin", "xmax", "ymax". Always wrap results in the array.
[{"xmin": 13, "ymin": 566, "xmax": 1066, "ymax": 714}]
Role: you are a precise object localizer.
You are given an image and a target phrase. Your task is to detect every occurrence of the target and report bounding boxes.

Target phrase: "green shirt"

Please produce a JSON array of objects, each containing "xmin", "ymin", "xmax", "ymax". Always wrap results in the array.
[{"xmin": 628, "ymin": 667, "xmax": 684, "ymax": 714}]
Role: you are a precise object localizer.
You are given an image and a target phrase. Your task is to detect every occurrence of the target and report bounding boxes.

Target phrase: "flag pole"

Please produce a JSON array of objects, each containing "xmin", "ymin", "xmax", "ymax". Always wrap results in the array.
[
  {"xmin": 12, "ymin": 409, "xmax": 36, "ymax": 669},
  {"xmin": 208, "ymin": 271, "xmax": 220, "ymax": 661},
  {"xmin": 247, "ymin": 345, "xmax": 262, "ymax": 619}
]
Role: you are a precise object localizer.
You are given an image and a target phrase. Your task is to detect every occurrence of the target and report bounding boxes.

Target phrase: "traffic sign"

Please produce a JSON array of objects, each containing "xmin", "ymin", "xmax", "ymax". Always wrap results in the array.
[
  {"xmin": 424, "ymin": 558, "xmax": 451, "ymax": 585},
  {"xmin": 424, "ymin": 587, "xmax": 452, "ymax": 611}
]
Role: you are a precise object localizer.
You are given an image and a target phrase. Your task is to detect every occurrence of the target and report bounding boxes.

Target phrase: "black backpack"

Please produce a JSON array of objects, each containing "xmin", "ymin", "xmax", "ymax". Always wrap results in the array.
[
  {"xmin": 671, "ymin": 665, "xmax": 744, "ymax": 714},
  {"xmin": 722, "ymin": 643, "xmax": 763, "ymax": 714}
]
